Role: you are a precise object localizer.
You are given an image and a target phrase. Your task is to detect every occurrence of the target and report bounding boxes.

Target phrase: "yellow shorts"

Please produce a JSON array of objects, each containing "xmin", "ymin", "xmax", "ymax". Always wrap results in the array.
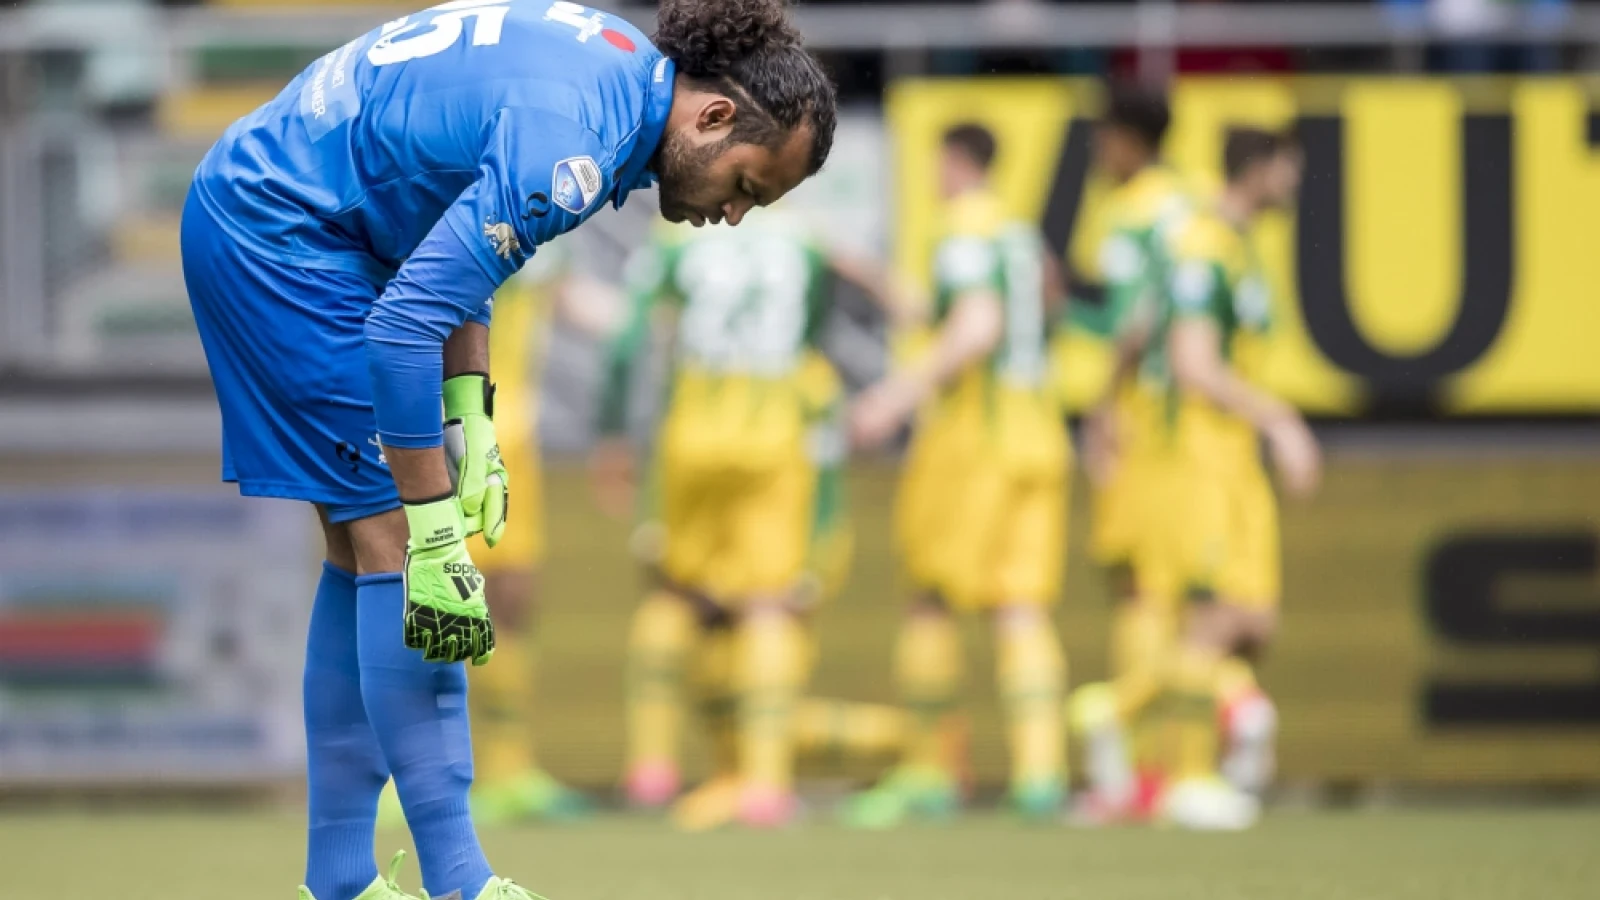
[
  {"xmin": 939, "ymin": 464, "xmax": 1068, "ymax": 612},
  {"xmin": 1088, "ymin": 387, "xmax": 1161, "ymax": 570},
  {"xmin": 659, "ymin": 451, "xmax": 814, "ymax": 601},
  {"xmin": 894, "ymin": 408, "xmax": 971, "ymax": 594},
  {"xmin": 1215, "ymin": 460, "xmax": 1280, "ymax": 607},
  {"xmin": 1089, "ymin": 459, "xmax": 1144, "ymax": 570},
  {"xmin": 1133, "ymin": 406, "xmax": 1280, "ymax": 608},
  {"xmin": 469, "ymin": 435, "xmax": 544, "ymax": 572},
  {"xmin": 896, "ymin": 386, "xmax": 1069, "ymax": 610}
]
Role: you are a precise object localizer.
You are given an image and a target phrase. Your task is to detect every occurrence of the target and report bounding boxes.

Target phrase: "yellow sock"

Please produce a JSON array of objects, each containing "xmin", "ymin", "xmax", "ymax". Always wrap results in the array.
[
  {"xmin": 895, "ymin": 612, "xmax": 964, "ymax": 776},
  {"xmin": 1166, "ymin": 646, "xmax": 1224, "ymax": 782},
  {"xmin": 469, "ymin": 627, "xmax": 535, "ymax": 786},
  {"xmin": 793, "ymin": 698, "xmax": 908, "ymax": 765},
  {"xmin": 625, "ymin": 591, "xmax": 698, "ymax": 772},
  {"xmin": 690, "ymin": 625, "xmax": 740, "ymax": 778},
  {"xmin": 736, "ymin": 611, "xmax": 810, "ymax": 792},
  {"xmin": 1109, "ymin": 600, "xmax": 1178, "ymax": 772},
  {"xmin": 996, "ymin": 612, "xmax": 1067, "ymax": 790},
  {"xmin": 1110, "ymin": 601, "xmax": 1177, "ymax": 681}
]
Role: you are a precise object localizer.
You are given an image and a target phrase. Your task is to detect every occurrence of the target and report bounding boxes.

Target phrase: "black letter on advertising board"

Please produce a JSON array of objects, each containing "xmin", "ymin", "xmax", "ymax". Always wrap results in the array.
[
  {"xmin": 1295, "ymin": 116, "xmax": 1515, "ymax": 418},
  {"xmin": 1424, "ymin": 531, "xmax": 1600, "ymax": 726}
]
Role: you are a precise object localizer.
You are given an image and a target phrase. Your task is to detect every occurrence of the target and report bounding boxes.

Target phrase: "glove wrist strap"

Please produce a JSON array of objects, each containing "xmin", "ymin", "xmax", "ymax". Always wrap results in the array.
[
  {"xmin": 403, "ymin": 496, "xmax": 466, "ymax": 549},
  {"xmin": 442, "ymin": 373, "xmax": 494, "ymax": 419}
]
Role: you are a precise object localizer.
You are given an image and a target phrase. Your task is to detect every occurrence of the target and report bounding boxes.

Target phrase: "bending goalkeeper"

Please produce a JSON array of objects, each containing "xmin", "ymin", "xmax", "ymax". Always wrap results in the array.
[{"xmin": 180, "ymin": 0, "xmax": 835, "ymax": 898}]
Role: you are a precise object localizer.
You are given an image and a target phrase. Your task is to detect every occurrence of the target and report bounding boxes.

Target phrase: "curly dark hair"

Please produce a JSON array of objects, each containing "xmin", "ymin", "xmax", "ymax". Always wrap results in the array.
[{"xmin": 654, "ymin": 0, "xmax": 837, "ymax": 174}]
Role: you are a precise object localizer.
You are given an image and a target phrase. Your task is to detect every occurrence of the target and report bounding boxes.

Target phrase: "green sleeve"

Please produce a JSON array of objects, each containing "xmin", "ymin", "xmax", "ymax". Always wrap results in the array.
[
  {"xmin": 932, "ymin": 235, "xmax": 1001, "ymax": 321},
  {"xmin": 1101, "ymin": 228, "xmax": 1157, "ymax": 337},
  {"xmin": 597, "ymin": 244, "xmax": 672, "ymax": 435},
  {"xmin": 1168, "ymin": 255, "xmax": 1227, "ymax": 323}
]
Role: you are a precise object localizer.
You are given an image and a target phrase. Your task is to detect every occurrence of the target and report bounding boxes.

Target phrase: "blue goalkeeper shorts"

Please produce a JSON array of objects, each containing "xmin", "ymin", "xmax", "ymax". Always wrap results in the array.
[{"xmin": 181, "ymin": 186, "xmax": 401, "ymax": 524}]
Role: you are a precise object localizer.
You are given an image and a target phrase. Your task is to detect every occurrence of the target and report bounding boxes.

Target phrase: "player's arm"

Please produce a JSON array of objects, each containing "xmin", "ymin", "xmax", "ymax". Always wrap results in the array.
[
  {"xmin": 364, "ymin": 108, "xmax": 611, "ymax": 662},
  {"xmin": 366, "ymin": 109, "xmax": 608, "ymax": 490},
  {"xmin": 848, "ymin": 286, "xmax": 1004, "ymax": 444},
  {"xmin": 825, "ymin": 249, "xmax": 926, "ymax": 329},
  {"xmin": 850, "ymin": 234, "xmax": 1004, "ymax": 449},
  {"xmin": 1166, "ymin": 261, "xmax": 1320, "ymax": 498}
]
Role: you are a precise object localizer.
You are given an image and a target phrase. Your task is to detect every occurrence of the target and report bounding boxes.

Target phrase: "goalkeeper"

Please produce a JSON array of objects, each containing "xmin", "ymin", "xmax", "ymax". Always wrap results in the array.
[{"xmin": 179, "ymin": 0, "xmax": 836, "ymax": 897}]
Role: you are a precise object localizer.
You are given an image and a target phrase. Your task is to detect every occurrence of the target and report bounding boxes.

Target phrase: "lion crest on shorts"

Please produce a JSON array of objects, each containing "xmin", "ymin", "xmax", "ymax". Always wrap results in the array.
[{"xmin": 483, "ymin": 220, "xmax": 520, "ymax": 261}]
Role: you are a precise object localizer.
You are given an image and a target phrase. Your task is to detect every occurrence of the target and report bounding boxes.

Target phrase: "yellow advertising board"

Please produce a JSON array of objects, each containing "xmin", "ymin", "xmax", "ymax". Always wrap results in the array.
[{"xmin": 887, "ymin": 77, "xmax": 1600, "ymax": 418}]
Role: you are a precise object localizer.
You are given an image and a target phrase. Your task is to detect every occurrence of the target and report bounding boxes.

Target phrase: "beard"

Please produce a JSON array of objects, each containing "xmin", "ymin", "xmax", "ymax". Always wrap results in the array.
[{"xmin": 653, "ymin": 130, "xmax": 724, "ymax": 223}]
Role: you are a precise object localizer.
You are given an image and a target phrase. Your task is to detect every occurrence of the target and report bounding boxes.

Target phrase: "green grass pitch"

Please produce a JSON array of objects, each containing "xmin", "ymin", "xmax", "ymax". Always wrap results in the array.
[{"xmin": 5, "ymin": 809, "xmax": 1596, "ymax": 899}]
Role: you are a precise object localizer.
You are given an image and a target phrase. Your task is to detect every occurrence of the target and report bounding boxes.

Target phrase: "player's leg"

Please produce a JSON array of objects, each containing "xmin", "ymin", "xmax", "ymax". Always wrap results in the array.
[
  {"xmin": 303, "ymin": 511, "xmax": 397, "ymax": 900},
  {"xmin": 1217, "ymin": 650, "xmax": 1277, "ymax": 795},
  {"xmin": 1157, "ymin": 600, "xmax": 1273, "ymax": 831},
  {"xmin": 670, "ymin": 616, "xmax": 744, "ymax": 832},
  {"xmin": 993, "ymin": 603, "xmax": 1067, "ymax": 819},
  {"xmin": 622, "ymin": 584, "xmax": 699, "ymax": 808},
  {"xmin": 348, "ymin": 510, "xmax": 495, "ymax": 899},
  {"xmin": 989, "ymin": 475, "xmax": 1069, "ymax": 820},
  {"xmin": 725, "ymin": 458, "xmax": 816, "ymax": 827},
  {"xmin": 181, "ymin": 192, "xmax": 416, "ymax": 899},
  {"xmin": 1216, "ymin": 466, "xmax": 1283, "ymax": 796},
  {"xmin": 840, "ymin": 593, "xmax": 965, "ymax": 829},
  {"xmin": 732, "ymin": 600, "xmax": 810, "ymax": 826},
  {"xmin": 1075, "ymin": 440, "xmax": 1210, "ymax": 823}
]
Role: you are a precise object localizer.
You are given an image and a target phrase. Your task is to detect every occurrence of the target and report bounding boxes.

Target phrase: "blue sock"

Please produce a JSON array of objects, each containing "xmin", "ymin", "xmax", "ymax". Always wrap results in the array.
[
  {"xmin": 357, "ymin": 573, "xmax": 492, "ymax": 900},
  {"xmin": 305, "ymin": 562, "xmax": 389, "ymax": 900}
]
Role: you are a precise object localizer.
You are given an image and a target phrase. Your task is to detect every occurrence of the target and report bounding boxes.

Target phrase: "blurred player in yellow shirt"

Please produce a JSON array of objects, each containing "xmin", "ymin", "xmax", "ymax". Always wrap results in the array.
[
  {"xmin": 1072, "ymin": 83, "xmax": 1194, "ymax": 819},
  {"xmin": 845, "ymin": 124, "xmax": 1071, "ymax": 826},
  {"xmin": 1078, "ymin": 128, "xmax": 1319, "ymax": 830},
  {"xmin": 594, "ymin": 210, "xmax": 904, "ymax": 828}
]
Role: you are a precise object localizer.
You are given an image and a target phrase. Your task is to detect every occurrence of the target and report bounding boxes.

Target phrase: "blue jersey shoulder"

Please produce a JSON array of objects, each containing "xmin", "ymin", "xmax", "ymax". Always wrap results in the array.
[{"xmin": 194, "ymin": 0, "xmax": 671, "ymax": 281}]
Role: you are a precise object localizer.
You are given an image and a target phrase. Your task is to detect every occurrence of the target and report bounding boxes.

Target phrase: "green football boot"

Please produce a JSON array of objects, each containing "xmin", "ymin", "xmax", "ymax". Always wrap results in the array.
[
  {"xmin": 471, "ymin": 875, "xmax": 554, "ymax": 900},
  {"xmin": 297, "ymin": 851, "xmax": 419, "ymax": 900},
  {"xmin": 1010, "ymin": 777, "xmax": 1066, "ymax": 822},
  {"xmin": 839, "ymin": 766, "xmax": 960, "ymax": 830}
]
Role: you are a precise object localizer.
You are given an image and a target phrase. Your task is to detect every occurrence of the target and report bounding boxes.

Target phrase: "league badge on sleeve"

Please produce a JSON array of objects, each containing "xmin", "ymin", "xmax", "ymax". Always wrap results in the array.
[{"xmin": 552, "ymin": 156, "xmax": 603, "ymax": 214}]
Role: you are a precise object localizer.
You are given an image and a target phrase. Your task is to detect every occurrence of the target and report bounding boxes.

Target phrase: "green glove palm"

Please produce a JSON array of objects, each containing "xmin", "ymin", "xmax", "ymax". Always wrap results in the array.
[
  {"xmin": 402, "ymin": 497, "xmax": 495, "ymax": 665},
  {"xmin": 443, "ymin": 374, "xmax": 510, "ymax": 546}
]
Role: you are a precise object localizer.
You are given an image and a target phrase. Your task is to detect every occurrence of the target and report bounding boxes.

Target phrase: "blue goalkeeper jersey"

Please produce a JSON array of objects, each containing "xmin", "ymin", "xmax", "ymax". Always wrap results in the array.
[{"xmin": 189, "ymin": 0, "xmax": 673, "ymax": 448}]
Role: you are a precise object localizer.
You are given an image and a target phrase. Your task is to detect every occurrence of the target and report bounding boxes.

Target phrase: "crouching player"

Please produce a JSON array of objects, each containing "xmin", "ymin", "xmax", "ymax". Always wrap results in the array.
[
  {"xmin": 181, "ymin": 0, "xmax": 836, "ymax": 896},
  {"xmin": 1078, "ymin": 128, "xmax": 1319, "ymax": 830},
  {"xmin": 598, "ymin": 210, "xmax": 899, "ymax": 826},
  {"xmin": 845, "ymin": 123, "xmax": 1072, "ymax": 827}
]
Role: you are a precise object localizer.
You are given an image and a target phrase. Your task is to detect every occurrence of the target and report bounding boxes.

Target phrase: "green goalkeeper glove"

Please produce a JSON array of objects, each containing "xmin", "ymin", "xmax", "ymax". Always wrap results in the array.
[
  {"xmin": 443, "ymin": 373, "xmax": 509, "ymax": 547},
  {"xmin": 402, "ymin": 496, "xmax": 496, "ymax": 665}
]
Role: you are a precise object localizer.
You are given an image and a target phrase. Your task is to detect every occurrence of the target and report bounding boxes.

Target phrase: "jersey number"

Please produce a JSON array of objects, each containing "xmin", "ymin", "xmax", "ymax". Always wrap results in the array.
[
  {"xmin": 368, "ymin": 0, "xmax": 512, "ymax": 66},
  {"xmin": 368, "ymin": 0, "xmax": 608, "ymax": 67}
]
